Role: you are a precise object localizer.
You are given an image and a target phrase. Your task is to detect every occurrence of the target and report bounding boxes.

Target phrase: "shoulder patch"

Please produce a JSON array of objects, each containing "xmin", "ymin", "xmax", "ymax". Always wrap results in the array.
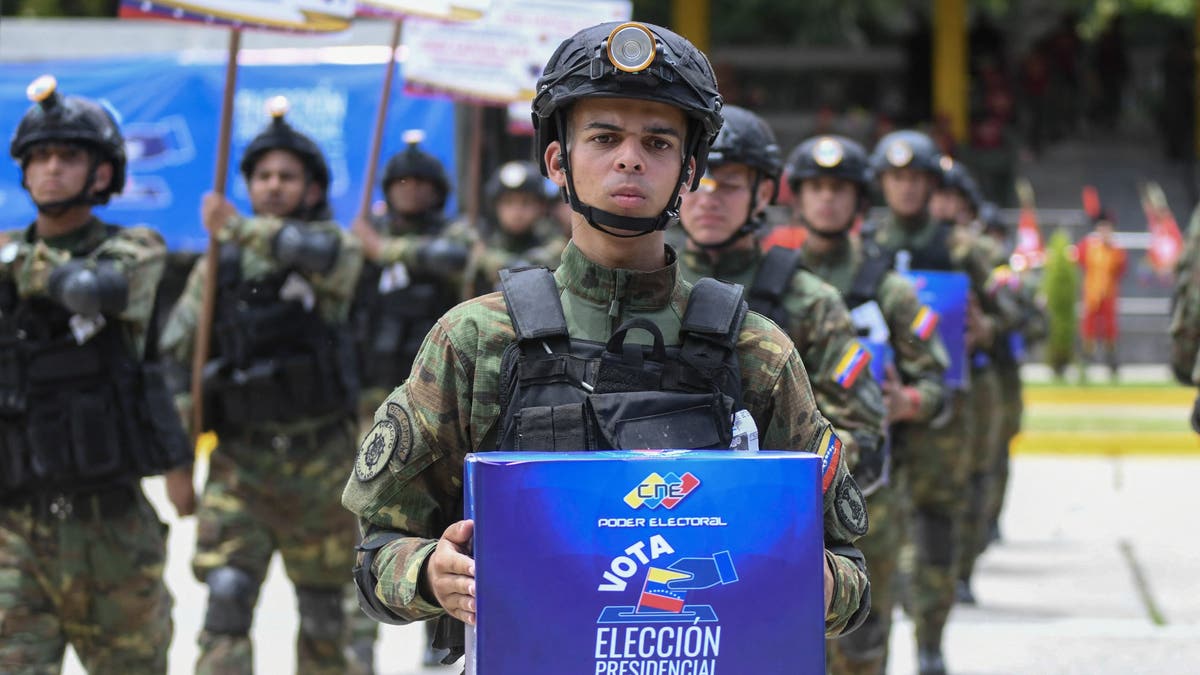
[
  {"xmin": 833, "ymin": 341, "xmax": 870, "ymax": 389},
  {"xmin": 910, "ymin": 305, "xmax": 939, "ymax": 341},
  {"xmin": 355, "ymin": 419, "xmax": 397, "ymax": 482},
  {"xmin": 816, "ymin": 425, "xmax": 843, "ymax": 493},
  {"xmin": 835, "ymin": 475, "xmax": 869, "ymax": 536},
  {"xmin": 386, "ymin": 402, "xmax": 414, "ymax": 466}
]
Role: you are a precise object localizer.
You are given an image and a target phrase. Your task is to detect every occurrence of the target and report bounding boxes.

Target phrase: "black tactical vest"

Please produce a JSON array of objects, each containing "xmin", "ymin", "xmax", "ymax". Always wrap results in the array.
[
  {"xmin": 495, "ymin": 267, "xmax": 747, "ymax": 451},
  {"xmin": 0, "ymin": 226, "xmax": 189, "ymax": 499},
  {"xmin": 890, "ymin": 219, "xmax": 955, "ymax": 272},
  {"xmin": 202, "ymin": 242, "xmax": 358, "ymax": 434},
  {"xmin": 747, "ymin": 246, "xmax": 804, "ymax": 326},
  {"xmin": 844, "ymin": 239, "xmax": 894, "ymax": 311}
]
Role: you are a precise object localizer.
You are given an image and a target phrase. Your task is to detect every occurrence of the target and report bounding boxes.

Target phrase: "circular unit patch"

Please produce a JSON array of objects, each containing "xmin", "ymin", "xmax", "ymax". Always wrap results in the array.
[{"xmin": 355, "ymin": 419, "xmax": 397, "ymax": 482}]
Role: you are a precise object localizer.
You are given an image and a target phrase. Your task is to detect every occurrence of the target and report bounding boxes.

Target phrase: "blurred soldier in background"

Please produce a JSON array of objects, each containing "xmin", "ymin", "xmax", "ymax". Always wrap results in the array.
[
  {"xmin": 789, "ymin": 133, "xmax": 949, "ymax": 675},
  {"xmin": 160, "ymin": 98, "xmax": 364, "ymax": 675},
  {"xmin": 0, "ymin": 75, "xmax": 192, "ymax": 673}
]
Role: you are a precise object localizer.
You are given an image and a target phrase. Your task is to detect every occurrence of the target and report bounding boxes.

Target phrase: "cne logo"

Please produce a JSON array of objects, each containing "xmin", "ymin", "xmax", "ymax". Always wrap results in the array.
[{"xmin": 624, "ymin": 472, "xmax": 700, "ymax": 510}]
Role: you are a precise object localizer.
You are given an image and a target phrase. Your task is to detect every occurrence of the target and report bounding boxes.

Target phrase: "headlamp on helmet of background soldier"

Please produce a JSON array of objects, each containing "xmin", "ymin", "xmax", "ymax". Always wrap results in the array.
[
  {"xmin": 240, "ymin": 96, "xmax": 331, "ymax": 194},
  {"xmin": 10, "ymin": 74, "xmax": 128, "ymax": 206},
  {"xmin": 381, "ymin": 129, "xmax": 451, "ymax": 211},
  {"xmin": 484, "ymin": 160, "xmax": 547, "ymax": 210},
  {"xmin": 868, "ymin": 129, "xmax": 942, "ymax": 179},
  {"xmin": 937, "ymin": 155, "xmax": 983, "ymax": 215},
  {"xmin": 531, "ymin": 21, "xmax": 724, "ymax": 236},
  {"xmin": 785, "ymin": 134, "xmax": 871, "ymax": 194}
]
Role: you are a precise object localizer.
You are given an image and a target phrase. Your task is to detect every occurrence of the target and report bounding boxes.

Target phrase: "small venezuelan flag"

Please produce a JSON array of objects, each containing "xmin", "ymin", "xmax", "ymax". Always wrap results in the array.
[
  {"xmin": 637, "ymin": 567, "xmax": 692, "ymax": 613},
  {"xmin": 833, "ymin": 342, "xmax": 870, "ymax": 389},
  {"xmin": 911, "ymin": 306, "xmax": 939, "ymax": 340},
  {"xmin": 819, "ymin": 427, "xmax": 842, "ymax": 493}
]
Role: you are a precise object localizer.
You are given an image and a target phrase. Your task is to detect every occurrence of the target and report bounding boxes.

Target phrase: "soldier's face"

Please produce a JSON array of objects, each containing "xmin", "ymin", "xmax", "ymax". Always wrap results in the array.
[
  {"xmin": 797, "ymin": 176, "xmax": 859, "ymax": 235},
  {"xmin": 248, "ymin": 149, "xmax": 313, "ymax": 218},
  {"xmin": 495, "ymin": 191, "xmax": 545, "ymax": 235},
  {"xmin": 929, "ymin": 188, "xmax": 970, "ymax": 224},
  {"xmin": 679, "ymin": 163, "xmax": 762, "ymax": 248},
  {"xmin": 23, "ymin": 143, "xmax": 110, "ymax": 204},
  {"xmin": 880, "ymin": 168, "xmax": 934, "ymax": 219},
  {"xmin": 386, "ymin": 177, "xmax": 440, "ymax": 216},
  {"xmin": 547, "ymin": 98, "xmax": 692, "ymax": 222}
]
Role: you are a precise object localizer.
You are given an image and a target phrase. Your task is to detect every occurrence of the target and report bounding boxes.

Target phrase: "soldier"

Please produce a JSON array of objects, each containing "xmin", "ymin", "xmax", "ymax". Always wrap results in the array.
[
  {"xmin": 0, "ymin": 75, "xmax": 193, "ymax": 672},
  {"xmin": 866, "ymin": 130, "xmax": 1016, "ymax": 675},
  {"xmin": 449, "ymin": 159, "xmax": 566, "ymax": 295},
  {"xmin": 789, "ymin": 134, "xmax": 950, "ymax": 675},
  {"xmin": 159, "ymin": 98, "xmax": 364, "ymax": 675},
  {"xmin": 1172, "ymin": 204, "xmax": 1200, "ymax": 432},
  {"xmin": 348, "ymin": 130, "xmax": 468, "ymax": 668},
  {"xmin": 928, "ymin": 156, "xmax": 983, "ymax": 229},
  {"xmin": 342, "ymin": 21, "xmax": 872, "ymax": 667},
  {"xmin": 675, "ymin": 105, "xmax": 886, "ymax": 479}
]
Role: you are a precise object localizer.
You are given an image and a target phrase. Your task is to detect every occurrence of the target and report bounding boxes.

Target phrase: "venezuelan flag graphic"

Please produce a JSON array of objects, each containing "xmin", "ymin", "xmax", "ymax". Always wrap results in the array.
[
  {"xmin": 819, "ymin": 428, "xmax": 842, "ymax": 493},
  {"xmin": 833, "ymin": 342, "xmax": 870, "ymax": 389},
  {"xmin": 910, "ymin": 305, "xmax": 939, "ymax": 341},
  {"xmin": 636, "ymin": 567, "xmax": 692, "ymax": 613}
]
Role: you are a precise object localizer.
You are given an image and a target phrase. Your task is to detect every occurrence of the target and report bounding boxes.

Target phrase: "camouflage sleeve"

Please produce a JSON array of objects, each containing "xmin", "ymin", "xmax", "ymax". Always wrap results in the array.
[
  {"xmin": 1170, "ymin": 207, "xmax": 1200, "ymax": 384},
  {"xmin": 782, "ymin": 273, "xmax": 885, "ymax": 472},
  {"xmin": 741, "ymin": 315, "xmax": 870, "ymax": 637},
  {"xmin": 879, "ymin": 272, "xmax": 948, "ymax": 422},
  {"xmin": 374, "ymin": 232, "xmax": 429, "ymax": 268},
  {"xmin": 341, "ymin": 317, "xmax": 477, "ymax": 622}
]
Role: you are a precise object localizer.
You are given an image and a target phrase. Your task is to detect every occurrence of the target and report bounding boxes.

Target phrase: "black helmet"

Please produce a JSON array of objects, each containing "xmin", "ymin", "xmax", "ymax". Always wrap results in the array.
[
  {"xmin": 869, "ymin": 129, "xmax": 941, "ymax": 177},
  {"xmin": 240, "ymin": 96, "xmax": 330, "ymax": 193},
  {"xmin": 484, "ymin": 160, "xmax": 547, "ymax": 208},
  {"xmin": 937, "ymin": 155, "xmax": 982, "ymax": 213},
  {"xmin": 979, "ymin": 201, "xmax": 1007, "ymax": 233},
  {"xmin": 532, "ymin": 21, "xmax": 723, "ymax": 236},
  {"xmin": 382, "ymin": 129, "xmax": 451, "ymax": 210},
  {"xmin": 10, "ymin": 74, "xmax": 127, "ymax": 205},
  {"xmin": 707, "ymin": 105, "xmax": 782, "ymax": 182},
  {"xmin": 785, "ymin": 134, "xmax": 871, "ymax": 192}
]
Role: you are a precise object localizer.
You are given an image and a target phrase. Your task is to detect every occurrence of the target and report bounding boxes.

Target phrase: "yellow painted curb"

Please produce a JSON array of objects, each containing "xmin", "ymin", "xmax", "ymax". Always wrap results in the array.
[
  {"xmin": 1023, "ymin": 386, "xmax": 1194, "ymax": 407},
  {"xmin": 1012, "ymin": 430, "xmax": 1200, "ymax": 456}
]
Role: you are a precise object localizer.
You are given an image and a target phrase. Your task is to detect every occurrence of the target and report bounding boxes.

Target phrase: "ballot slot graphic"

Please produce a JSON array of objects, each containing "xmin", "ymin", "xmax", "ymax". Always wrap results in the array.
[{"xmin": 598, "ymin": 551, "xmax": 740, "ymax": 624}]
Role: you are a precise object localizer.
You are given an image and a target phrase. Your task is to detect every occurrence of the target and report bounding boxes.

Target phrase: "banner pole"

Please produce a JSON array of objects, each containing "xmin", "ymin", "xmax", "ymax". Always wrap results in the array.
[{"xmin": 358, "ymin": 18, "xmax": 404, "ymax": 221}]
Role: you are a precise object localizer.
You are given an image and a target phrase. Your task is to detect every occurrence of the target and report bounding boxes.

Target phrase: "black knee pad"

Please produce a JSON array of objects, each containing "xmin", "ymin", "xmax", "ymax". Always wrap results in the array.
[
  {"xmin": 204, "ymin": 566, "xmax": 257, "ymax": 635},
  {"xmin": 914, "ymin": 510, "xmax": 956, "ymax": 567},
  {"xmin": 297, "ymin": 586, "xmax": 346, "ymax": 641},
  {"xmin": 836, "ymin": 609, "xmax": 888, "ymax": 662}
]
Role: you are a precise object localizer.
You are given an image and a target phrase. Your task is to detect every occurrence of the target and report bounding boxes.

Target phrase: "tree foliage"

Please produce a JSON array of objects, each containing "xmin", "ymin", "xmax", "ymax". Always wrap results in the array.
[{"xmin": 1041, "ymin": 229, "xmax": 1080, "ymax": 378}]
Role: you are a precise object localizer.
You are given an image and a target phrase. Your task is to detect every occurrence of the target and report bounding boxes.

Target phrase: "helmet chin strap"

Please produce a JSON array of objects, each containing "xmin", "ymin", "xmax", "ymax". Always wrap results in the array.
[{"xmin": 554, "ymin": 114, "xmax": 689, "ymax": 239}]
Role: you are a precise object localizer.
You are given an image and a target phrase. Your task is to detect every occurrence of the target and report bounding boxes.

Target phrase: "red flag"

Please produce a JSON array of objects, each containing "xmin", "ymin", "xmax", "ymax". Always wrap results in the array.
[{"xmin": 1142, "ymin": 182, "xmax": 1183, "ymax": 275}]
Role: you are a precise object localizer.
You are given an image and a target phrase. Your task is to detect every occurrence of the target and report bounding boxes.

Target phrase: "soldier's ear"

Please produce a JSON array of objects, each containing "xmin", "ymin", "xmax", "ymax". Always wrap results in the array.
[
  {"xmin": 90, "ymin": 162, "xmax": 113, "ymax": 194},
  {"xmin": 545, "ymin": 141, "xmax": 567, "ymax": 187}
]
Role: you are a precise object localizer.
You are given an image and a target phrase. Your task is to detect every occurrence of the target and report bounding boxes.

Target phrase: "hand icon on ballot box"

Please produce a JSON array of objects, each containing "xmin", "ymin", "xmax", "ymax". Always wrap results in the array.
[{"xmin": 665, "ymin": 551, "xmax": 739, "ymax": 590}]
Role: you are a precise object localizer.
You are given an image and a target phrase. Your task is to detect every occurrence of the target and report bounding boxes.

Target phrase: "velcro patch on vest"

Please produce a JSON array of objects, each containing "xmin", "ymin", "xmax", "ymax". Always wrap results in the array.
[
  {"xmin": 355, "ymin": 419, "xmax": 397, "ymax": 482},
  {"xmin": 817, "ymin": 425, "xmax": 843, "ymax": 494},
  {"xmin": 835, "ymin": 475, "xmax": 869, "ymax": 536},
  {"xmin": 832, "ymin": 341, "xmax": 870, "ymax": 389}
]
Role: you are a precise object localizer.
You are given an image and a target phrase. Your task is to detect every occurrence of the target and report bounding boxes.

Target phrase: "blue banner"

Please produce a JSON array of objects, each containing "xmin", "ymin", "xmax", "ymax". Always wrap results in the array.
[
  {"xmin": 903, "ymin": 270, "xmax": 971, "ymax": 389},
  {"xmin": 1, "ymin": 54, "xmax": 457, "ymax": 251},
  {"xmin": 466, "ymin": 450, "xmax": 826, "ymax": 675}
]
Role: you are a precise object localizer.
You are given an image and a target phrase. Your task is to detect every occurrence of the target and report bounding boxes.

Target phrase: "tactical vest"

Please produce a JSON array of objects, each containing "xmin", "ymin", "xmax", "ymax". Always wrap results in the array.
[
  {"xmin": 495, "ymin": 267, "xmax": 747, "ymax": 451},
  {"xmin": 0, "ymin": 226, "xmax": 189, "ymax": 499},
  {"xmin": 844, "ymin": 240, "xmax": 894, "ymax": 310},
  {"xmin": 747, "ymin": 246, "xmax": 804, "ymax": 327},
  {"xmin": 203, "ymin": 242, "xmax": 358, "ymax": 434},
  {"xmin": 890, "ymin": 219, "xmax": 954, "ymax": 272}
]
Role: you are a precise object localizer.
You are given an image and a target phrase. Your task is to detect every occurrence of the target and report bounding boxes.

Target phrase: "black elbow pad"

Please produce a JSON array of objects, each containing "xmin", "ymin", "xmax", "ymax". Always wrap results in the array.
[
  {"xmin": 827, "ymin": 543, "xmax": 872, "ymax": 636},
  {"xmin": 47, "ymin": 260, "xmax": 129, "ymax": 316},
  {"xmin": 272, "ymin": 222, "xmax": 340, "ymax": 274},
  {"xmin": 354, "ymin": 530, "xmax": 412, "ymax": 625}
]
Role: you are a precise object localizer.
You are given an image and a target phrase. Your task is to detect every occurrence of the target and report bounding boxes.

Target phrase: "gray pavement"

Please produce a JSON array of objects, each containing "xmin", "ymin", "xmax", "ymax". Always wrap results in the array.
[{"xmin": 58, "ymin": 453, "xmax": 1200, "ymax": 674}]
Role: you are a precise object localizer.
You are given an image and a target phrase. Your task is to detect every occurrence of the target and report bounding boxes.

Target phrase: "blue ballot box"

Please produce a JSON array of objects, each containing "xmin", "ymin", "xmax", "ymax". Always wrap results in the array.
[{"xmin": 465, "ymin": 450, "xmax": 826, "ymax": 675}]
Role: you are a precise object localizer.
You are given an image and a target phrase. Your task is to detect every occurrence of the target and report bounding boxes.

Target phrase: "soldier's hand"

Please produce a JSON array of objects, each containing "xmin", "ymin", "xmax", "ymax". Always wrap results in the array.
[
  {"xmin": 823, "ymin": 553, "xmax": 834, "ymax": 615},
  {"xmin": 882, "ymin": 364, "xmax": 917, "ymax": 423},
  {"xmin": 425, "ymin": 519, "xmax": 476, "ymax": 625},
  {"xmin": 164, "ymin": 465, "xmax": 196, "ymax": 517},
  {"xmin": 353, "ymin": 216, "xmax": 382, "ymax": 262},
  {"xmin": 201, "ymin": 192, "xmax": 238, "ymax": 236}
]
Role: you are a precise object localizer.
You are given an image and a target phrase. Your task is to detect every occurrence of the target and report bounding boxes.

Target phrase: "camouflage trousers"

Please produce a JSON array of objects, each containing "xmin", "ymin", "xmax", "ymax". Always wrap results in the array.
[
  {"xmin": 193, "ymin": 418, "xmax": 359, "ymax": 675},
  {"xmin": 986, "ymin": 365, "xmax": 1024, "ymax": 538},
  {"xmin": 0, "ymin": 486, "xmax": 173, "ymax": 674},
  {"xmin": 958, "ymin": 366, "xmax": 1003, "ymax": 586},
  {"xmin": 896, "ymin": 392, "xmax": 971, "ymax": 650},
  {"xmin": 827, "ymin": 482, "xmax": 905, "ymax": 675}
]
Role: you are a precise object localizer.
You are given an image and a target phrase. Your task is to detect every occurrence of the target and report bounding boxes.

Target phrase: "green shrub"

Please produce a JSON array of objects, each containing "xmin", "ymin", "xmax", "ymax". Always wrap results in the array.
[{"xmin": 1041, "ymin": 229, "xmax": 1079, "ymax": 378}]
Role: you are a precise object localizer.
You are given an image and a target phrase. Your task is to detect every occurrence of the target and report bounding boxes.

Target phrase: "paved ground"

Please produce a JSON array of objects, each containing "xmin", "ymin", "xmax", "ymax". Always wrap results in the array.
[{"xmin": 57, "ymin": 372, "xmax": 1200, "ymax": 674}]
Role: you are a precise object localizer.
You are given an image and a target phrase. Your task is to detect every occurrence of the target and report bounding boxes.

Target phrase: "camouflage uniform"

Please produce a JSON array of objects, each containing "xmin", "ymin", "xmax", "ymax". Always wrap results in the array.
[
  {"xmin": 871, "ymin": 210, "xmax": 1016, "ymax": 657},
  {"xmin": 1171, "ymin": 206, "xmax": 1200, "ymax": 393},
  {"xmin": 342, "ymin": 242, "xmax": 870, "ymax": 637},
  {"xmin": 160, "ymin": 213, "xmax": 363, "ymax": 675},
  {"xmin": 799, "ymin": 236, "xmax": 949, "ymax": 675},
  {"xmin": 449, "ymin": 216, "xmax": 567, "ymax": 296},
  {"xmin": 0, "ymin": 220, "xmax": 174, "ymax": 674},
  {"xmin": 679, "ymin": 246, "xmax": 886, "ymax": 470}
]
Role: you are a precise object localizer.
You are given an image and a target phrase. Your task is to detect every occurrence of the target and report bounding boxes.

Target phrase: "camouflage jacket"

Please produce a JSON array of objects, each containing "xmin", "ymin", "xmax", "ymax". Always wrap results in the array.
[
  {"xmin": 679, "ymin": 245, "xmax": 886, "ymax": 473},
  {"xmin": 871, "ymin": 212, "xmax": 1021, "ymax": 351},
  {"xmin": 445, "ymin": 216, "xmax": 567, "ymax": 295},
  {"xmin": 1, "ymin": 217, "xmax": 165, "ymax": 356},
  {"xmin": 798, "ymin": 236, "xmax": 948, "ymax": 424},
  {"xmin": 343, "ymin": 241, "xmax": 870, "ymax": 637},
  {"xmin": 1171, "ymin": 206, "xmax": 1200, "ymax": 384},
  {"xmin": 158, "ymin": 213, "xmax": 362, "ymax": 433}
]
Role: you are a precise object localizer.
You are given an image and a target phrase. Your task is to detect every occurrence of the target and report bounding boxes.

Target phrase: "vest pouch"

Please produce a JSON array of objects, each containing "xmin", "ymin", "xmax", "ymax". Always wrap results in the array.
[
  {"xmin": 26, "ymin": 394, "xmax": 73, "ymax": 480},
  {"xmin": 0, "ymin": 341, "xmax": 26, "ymax": 415},
  {"xmin": 132, "ymin": 362, "xmax": 190, "ymax": 475},
  {"xmin": 217, "ymin": 361, "xmax": 280, "ymax": 431},
  {"xmin": 68, "ymin": 388, "xmax": 125, "ymax": 479},
  {"xmin": 509, "ymin": 403, "xmax": 589, "ymax": 451},
  {"xmin": 0, "ymin": 416, "xmax": 31, "ymax": 491},
  {"xmin": 586, "ymin": 391, "xmax": 734, "ymax": 450}
]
